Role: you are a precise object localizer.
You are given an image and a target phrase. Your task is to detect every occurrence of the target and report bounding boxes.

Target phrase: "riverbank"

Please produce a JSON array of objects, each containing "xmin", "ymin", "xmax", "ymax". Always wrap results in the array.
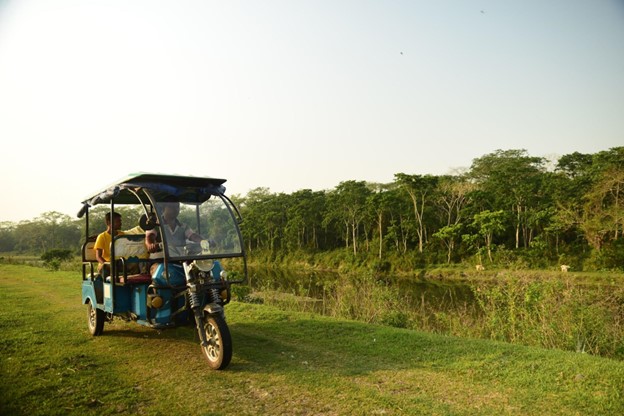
[{"xmin": 241, "ymin": 261, "xmax": 624, "ymax": 360}]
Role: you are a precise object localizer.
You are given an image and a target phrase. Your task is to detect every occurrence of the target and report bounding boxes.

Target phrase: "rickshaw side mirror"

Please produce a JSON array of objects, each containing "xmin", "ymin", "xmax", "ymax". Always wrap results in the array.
[{"xmin": 139, "ymin": 213, "xmax": 157, "ymax": 231}]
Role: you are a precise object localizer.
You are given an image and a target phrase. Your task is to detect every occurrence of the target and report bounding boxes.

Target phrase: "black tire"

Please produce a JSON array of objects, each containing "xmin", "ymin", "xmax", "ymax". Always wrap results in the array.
[
  {"xmin": 87, "ymin": 300, "xmax": 105, "ymax": 336},
  {"xmin": 201, "ymin": 314, "xmax": 232, "ymax": 370}
]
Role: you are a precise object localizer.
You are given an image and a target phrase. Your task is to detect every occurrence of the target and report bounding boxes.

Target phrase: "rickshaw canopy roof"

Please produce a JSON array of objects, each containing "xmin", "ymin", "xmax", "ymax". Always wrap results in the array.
[{"xmin": 79, "ymin": 173, "xmax": 227, "ymax": 217}]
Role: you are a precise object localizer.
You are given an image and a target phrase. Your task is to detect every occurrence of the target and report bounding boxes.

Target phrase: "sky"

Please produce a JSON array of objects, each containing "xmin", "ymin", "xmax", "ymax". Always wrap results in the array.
[{"xmin": 0, "ymin": 0, "xmax": 622, "ymax": 223}]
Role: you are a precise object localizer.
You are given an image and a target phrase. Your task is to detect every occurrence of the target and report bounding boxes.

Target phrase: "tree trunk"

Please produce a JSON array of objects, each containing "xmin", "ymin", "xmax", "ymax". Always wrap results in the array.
[
  {"xmin": 378, "ymin": 211, "xmax": 383, "ymax": 260},
  {"xmin": 515, "ymin": 204, "xmax": 520, "ymax": 249}
]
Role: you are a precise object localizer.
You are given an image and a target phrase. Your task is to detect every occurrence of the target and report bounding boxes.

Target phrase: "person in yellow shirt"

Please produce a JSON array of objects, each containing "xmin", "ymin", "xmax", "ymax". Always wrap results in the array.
[{"xmin": 94, "ymin": 212, "xmax": 124, "ymax": 274}]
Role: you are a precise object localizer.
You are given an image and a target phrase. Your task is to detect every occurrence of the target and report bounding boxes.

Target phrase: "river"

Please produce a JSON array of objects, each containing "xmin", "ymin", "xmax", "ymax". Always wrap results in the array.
[{"xmin": 246, "ymin": 266, "xmax": 478, "ymax": 316}]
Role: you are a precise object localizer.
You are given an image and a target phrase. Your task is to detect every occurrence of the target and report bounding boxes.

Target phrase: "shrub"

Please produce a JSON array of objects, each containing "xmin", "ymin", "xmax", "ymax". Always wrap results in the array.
[
  {"xmin": 232, "ymin": 285, "xmax": 252, "ymax": 302},
  {"xmin": 380, "ymin": 310, "xmax": 409, "ymax": 328},
  {"xmin": 41, "ymin": 249, "xmax": 74, "ymax": 271},
  {"xmin": 471, "ymin": 275, "xmax": 624, "ymax": 357}
]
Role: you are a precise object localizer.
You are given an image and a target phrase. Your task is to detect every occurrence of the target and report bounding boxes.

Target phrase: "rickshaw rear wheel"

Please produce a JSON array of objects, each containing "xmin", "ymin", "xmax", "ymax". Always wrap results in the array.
[
  {"xmin": 201, "ymin": 314, "xmax": 232, "ymax": 370},
  {"xmin": 87, "ymin": 300, "xmax": 104, "ymax": 336}
]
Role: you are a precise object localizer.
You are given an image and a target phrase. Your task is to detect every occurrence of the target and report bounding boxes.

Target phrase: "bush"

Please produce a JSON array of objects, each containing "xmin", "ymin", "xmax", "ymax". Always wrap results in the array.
[
  {"xmin": 232, "ymin": 285, "xmax": 253, "ymax": 302},
  {"xmin": 41, "ymin": 249, "xmax": 73, "ymax": 263},
  {"xmin": 380, "ymin": 310, "xmax": 409, "ymax": 328},
  {"xmin": 371, "ymin": 260, "xmax": 391, "ymax": 273},
  {"xmin": 584, "ymin": 240, "xmax": 624, "ymax": 271},
  {"xmin": 41, "ymin": 249, "xmax": 73, "ymax": 271},
  {"xmin": 471, "ymin": 275, "xmax": 624, "ymax": 357}
]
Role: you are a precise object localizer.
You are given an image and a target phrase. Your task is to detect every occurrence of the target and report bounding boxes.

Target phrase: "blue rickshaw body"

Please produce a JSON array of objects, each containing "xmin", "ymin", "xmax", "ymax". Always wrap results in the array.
[{"xmin": 78, "ymin": 173, "xmax": 247, "ymax": 369}]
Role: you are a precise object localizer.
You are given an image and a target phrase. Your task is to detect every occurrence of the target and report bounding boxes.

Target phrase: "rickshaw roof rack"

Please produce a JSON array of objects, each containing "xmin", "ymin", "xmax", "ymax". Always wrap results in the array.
[{"xmin": 78, "ymin": 172, "xmax": 227, "ymax": 217}]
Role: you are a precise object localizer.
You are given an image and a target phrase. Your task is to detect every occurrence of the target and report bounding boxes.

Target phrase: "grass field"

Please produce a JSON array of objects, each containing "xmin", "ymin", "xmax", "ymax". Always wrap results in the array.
[{"xmin": 1, "ymin": 264, "xmax": 623, "ymax": 415}]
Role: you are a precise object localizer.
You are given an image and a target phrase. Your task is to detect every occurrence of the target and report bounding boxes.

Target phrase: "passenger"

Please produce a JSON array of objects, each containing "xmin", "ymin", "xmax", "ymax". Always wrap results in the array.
[{"xmin": 94, "ymin": 211, "xmax": 124, "ymax": 275}]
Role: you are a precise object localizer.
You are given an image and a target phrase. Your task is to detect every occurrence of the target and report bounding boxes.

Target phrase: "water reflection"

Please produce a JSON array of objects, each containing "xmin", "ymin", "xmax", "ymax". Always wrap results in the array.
[{"xmin": 246, "ymin": 266, "xmax": 478, "ymax": 317}]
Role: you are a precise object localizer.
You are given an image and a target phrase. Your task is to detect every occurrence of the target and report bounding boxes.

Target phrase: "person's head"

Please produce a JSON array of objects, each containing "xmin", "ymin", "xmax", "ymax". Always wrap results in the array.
[
  {"xmin": 161, "ymin": 195, "xmax": 180, "ymax": 222},
  {"xmin": 105, "ymin": 212, "xmax": 122, "ymax": 231}
]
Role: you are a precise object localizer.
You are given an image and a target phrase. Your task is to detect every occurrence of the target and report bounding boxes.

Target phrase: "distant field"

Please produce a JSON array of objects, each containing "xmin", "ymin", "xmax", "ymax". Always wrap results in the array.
[{"xmin": 1, "ymin": 264, "xmax": 623, "ymax": 415}]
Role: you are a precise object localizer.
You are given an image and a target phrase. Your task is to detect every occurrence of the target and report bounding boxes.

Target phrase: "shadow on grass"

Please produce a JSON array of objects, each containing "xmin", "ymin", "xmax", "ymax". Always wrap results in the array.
[
  {"xmin": 84, "ymin": 313, "xmax": 430, "ymax": 376},
  {"xmin": 227, "ymin": 313, "xmax": 624, "ymax": 390},
  {"xmin": 226, "ymin": 317, "xmax": 491, "ymax": 376}
]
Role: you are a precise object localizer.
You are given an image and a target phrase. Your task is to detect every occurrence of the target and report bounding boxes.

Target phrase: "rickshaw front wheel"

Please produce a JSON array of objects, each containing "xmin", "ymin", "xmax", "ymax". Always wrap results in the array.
[
  {"xmin": 87, "ymin": 300, "xmax": 105, "ymax": 336},
  {"xmin": 201, "ymin": 314, "xmax": 232, "ymax": 370}
]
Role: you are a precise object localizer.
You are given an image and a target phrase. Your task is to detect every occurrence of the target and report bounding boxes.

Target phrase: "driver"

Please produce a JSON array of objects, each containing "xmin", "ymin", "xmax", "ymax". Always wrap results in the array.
[{"xmin": 145, "ymin": 195, "xmax": 203, "ymax": 257}]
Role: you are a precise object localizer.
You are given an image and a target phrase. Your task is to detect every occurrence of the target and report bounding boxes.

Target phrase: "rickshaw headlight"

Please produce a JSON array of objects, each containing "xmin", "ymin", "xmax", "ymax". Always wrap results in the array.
[
  {"xmin": 152, "ymin": 296, "xmax": 163, "ymax": 308},
  {"xmin": 148, "ymin": 294, "xmax": 163, "ymax": 308}
]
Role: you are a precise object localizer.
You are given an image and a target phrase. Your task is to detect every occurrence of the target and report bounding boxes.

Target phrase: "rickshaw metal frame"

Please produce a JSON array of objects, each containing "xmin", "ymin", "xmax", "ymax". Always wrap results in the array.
[{"xmin": 79, "ymin": 173, "xmax": 247, "ymax": 290}]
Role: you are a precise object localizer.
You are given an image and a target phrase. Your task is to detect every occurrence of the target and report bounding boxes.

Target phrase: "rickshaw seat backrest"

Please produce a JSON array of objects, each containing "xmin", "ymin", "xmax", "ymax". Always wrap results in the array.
[
  {"xmin": 114, "ymin": 234, "xmax": 149, "ymax": 259},
  {"xmin": 113, "ymin": 234, "xmax": 152, "ymax": 284},
  {"xmin": 82, "ymin": 236, "xmax": 98, "ymax": 262}
]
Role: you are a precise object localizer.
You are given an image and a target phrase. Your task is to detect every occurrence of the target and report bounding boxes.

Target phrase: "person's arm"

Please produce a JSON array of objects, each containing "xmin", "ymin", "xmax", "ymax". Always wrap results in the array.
[
  {"xmin": 93, "ymin": 234, "xmax": 107, "ymax": 271},
  {"xmin": 145, "ymin": 230, "xmax": 160, "ymax": 253},
  {"xmin": 189, "ymin": 232, "xmax": 203, "ymax": 243},
  {"xmin": 184, "ymin": 225, "xmax": 203, "ymax": 243},
  {"xmin": 95, "ymin": 248, "xmax": 106, "ymax": 271}
]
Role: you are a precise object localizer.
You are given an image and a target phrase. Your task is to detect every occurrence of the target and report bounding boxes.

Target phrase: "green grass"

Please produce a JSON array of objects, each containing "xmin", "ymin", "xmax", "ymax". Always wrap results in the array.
[{"xmin": 1, "ymin": 264, "xmax": 623, "ymax": 415}]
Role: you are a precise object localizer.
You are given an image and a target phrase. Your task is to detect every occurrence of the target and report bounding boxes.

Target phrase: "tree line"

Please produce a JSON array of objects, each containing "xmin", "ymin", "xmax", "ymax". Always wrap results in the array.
[
  {"xmin": 233, "ymin": 147, "xmax": 623, "ymax": 271},
  {"xmin": 1, "ymin": 147, "xmax": 622, "ymax": 271}
]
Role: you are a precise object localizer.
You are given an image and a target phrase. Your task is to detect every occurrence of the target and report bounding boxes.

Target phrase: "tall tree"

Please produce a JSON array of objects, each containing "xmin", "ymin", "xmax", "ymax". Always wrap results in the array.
[
  {"xmin": 239, "ymin": 188, "xmax": 276, "ymax": 252},
  {"xmin": 471, "ymin": 210, "xmax": 506, "ymax": 263},
  {"xmin": 469, "ymin": 149, "xmax": 546, "ymax": 249},
  {"xmin": 555, "ymin": 147, "xmax": 624, "ymax": 252},
  {"xmin": 435, "ymin": 175, "xmax": 473, "ymax": 227},
  {"xmin": 577, "ymin": 168, "xmax": 624, "ymax": 250},
  {"xmin": 0, "ymin": 222, "xmax": 16, "ymax": 252},
  {"xmin": 284, "ymin": 189, "xmax": 327, "ymax": 251},
  {"xmin": 394, "ymin": 173, "xmax": 438, "ymax": 253},
  {"xmin": 326, "ymin": 181, "xmax": 371, "ymax": 255},
  {"xmin": 366, "ymin": 183, "xmax": 396, "ymax": 259},
  {"xmin": 433, "ymin": 223, "xmax": 462, "ymax": 264},
  {"xmin": 432, "ymin": 175, "xmax": 474, "ymax": 262}
]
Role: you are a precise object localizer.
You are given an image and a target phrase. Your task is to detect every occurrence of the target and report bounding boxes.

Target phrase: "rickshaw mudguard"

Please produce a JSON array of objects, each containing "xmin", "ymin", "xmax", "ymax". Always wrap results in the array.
[
  {"xmin": 81, "ymin": 280, "xmax": 100, "ymax": 307},
  {"xmin": 204, "ymin": 303, "xmax": 224, "ymax": 316}
]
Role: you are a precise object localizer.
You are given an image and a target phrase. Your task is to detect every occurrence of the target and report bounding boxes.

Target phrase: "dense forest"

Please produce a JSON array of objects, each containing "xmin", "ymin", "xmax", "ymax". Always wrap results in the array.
[{"xmin": 2, "ymin": 148, "xmax": 623, "ymax": 272}]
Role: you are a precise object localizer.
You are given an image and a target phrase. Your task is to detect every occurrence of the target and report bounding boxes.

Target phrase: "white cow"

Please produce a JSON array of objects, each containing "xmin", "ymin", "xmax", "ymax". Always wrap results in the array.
[
  {"xmin": 560, "ymin": 264, "xmax": 570, "ymax": 272},
  {"xmin": 475, "ymin": 264, "xmax": 485, "ymax": 271}
]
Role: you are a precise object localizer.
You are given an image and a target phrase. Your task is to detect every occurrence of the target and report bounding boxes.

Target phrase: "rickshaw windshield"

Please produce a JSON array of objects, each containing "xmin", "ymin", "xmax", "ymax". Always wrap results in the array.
[{"xmin": 152, "ymin": 196, "xmax": 243, "ymax": 260}]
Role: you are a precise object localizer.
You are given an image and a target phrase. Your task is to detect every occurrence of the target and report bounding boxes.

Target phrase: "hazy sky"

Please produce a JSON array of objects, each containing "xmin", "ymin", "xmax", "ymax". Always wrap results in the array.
[{"xmin": 1, "ymin": 0, "xmax": 622, "ymax": 223}]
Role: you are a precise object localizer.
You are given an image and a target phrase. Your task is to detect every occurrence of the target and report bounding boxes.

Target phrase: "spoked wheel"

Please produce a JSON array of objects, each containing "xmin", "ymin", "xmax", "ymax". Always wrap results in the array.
[
  {"xmin": 201, "ymin": 314, "xmax": 232, "ymax": 370},
  {"xmin": 87, "ymin": 300, "xmax": 105, "ymax": 336}
]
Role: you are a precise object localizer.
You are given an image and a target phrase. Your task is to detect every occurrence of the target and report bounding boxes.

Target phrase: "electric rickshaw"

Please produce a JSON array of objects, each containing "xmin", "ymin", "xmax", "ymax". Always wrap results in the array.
[{"xmin": 78, "ymin": 173, "xmax": 246, "ymax": 370}]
